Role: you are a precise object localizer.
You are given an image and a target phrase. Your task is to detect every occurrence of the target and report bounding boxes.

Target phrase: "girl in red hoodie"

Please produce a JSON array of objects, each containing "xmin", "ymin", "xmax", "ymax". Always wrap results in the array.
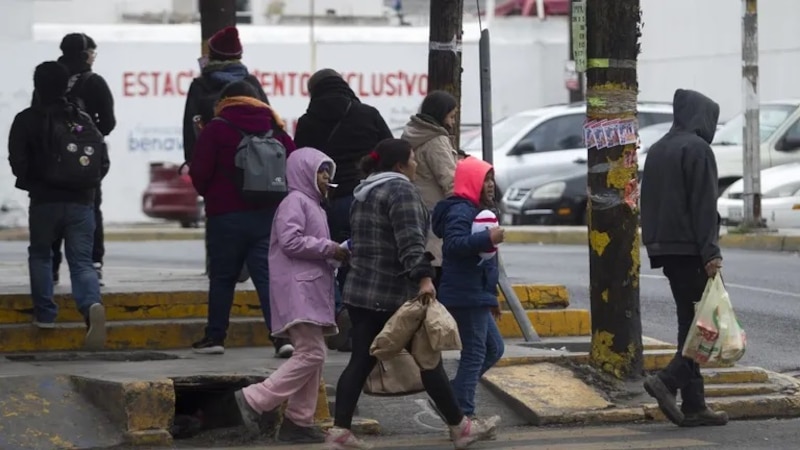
[{"xmin": 189, "ymin": 80, "xmax": 296, "ymax": 357}]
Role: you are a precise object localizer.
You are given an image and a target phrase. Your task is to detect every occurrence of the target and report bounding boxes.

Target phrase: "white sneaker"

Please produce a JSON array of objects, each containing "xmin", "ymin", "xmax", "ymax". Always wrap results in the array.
[
  {"xmin": 276, "ymin": 343, "xmax": 295, "ymax": 358},
  {"xmin": 449, "ymin": 415, "xmax": 499, "ymax": 449},
  {"xmin": 324, "ymin": 426, "xmax": 372, "ymax": 450},
  {"xmin": 84, "ymin": 303, "xmax": 106, "ymax": 351},
  {"xmin": 33, "ymin": 320, "xmax": 56, "ymax": 329}
]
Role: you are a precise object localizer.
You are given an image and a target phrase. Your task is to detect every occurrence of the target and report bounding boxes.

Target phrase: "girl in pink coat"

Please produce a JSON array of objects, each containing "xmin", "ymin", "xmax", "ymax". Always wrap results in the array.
[{"xmin": 234, "ymin": 147, "xmax": 349, "ymax": 444}]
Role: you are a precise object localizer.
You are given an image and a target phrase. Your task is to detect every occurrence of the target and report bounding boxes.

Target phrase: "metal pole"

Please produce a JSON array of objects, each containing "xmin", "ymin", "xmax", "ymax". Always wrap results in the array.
[
  {"xmin": 309, "ymin": 0, "xmax": 317, "ymax": 72},
  {"xmin": 479, "ymin": 29, "xmax": 540, "ymax": 342},
  {"xmin": 742, "ymin": 0, "xmax": 762, "ymax": 228},
  {"xmin": 486, "ymin": 0, "xmax": 496, "ymax": 29}
]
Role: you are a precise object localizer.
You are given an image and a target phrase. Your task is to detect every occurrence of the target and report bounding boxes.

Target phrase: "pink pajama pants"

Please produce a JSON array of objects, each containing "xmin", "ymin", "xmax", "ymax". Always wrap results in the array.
[{"xmin": 242, "ymin": 323, "xmax": 327, "ymax": 426}]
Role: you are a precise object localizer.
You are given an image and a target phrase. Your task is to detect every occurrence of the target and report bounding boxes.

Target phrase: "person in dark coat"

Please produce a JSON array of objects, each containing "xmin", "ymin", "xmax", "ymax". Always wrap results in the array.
[
  {"xmin": 640, "ymin": 88, "xmax": 728, "ymax": 428},
  {"xmin": 9, "ymin": 61, "xmax": 108, "ymax": 350},
  {"xmin": 293, "ymin": 69, "xmax": 393, "ymax": 351},
  {"xmin": 182, "ymin": 25, "xmax": 269, "ymax": 163},
  {"xmin": 189, "ymin": 80, "xmax": 296, "ymax": 359},
  {"xmin": 46, "ymin": 33, "xmax": 116, "ymax": 286}
]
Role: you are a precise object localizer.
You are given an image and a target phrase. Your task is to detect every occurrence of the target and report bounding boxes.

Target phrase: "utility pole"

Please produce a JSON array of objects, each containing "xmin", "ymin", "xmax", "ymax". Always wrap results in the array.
[
  {"xmin": 199, "ymin": 0, "xmax": 237, "ymax": 57},
  {"xmin": 584, "ymin": 0, "xmax": 643, "ymax": 380},
  {"xmin": 742, "ymin": 0, "xmax": 762, "ymax": 228},
  {"xmin": 568, "ymin": 0, "xmax": 585, "ymax": 103},
  {"xmin": 428, "ymin": 0, "xmax": 464, "ymax": 148}
]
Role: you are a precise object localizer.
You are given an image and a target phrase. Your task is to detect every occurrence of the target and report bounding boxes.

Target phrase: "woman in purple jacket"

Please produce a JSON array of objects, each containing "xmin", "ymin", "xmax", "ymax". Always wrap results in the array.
[{"xmin": 233, "ymin": 147, "xmax": 349, "ymax": 444}]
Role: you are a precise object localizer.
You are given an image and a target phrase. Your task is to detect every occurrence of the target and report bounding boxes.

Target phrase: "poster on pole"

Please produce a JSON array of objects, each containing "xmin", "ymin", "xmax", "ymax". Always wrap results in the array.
[{"xmin": 572, "ymin": 0, "xmax": 587, "ymax": 72}]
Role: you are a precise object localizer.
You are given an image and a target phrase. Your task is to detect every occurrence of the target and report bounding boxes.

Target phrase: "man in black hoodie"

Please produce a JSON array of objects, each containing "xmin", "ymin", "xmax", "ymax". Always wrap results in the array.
[
  {"xmin": 9, "ymin": 61, "xmax": 108, "ymax": 350},
  {"xmin": 48, "ymin": 33, "xmax": 116, "ymax": 286},
  {"xmin": 640, "ymin": 88, "xmax": 728, "ymax": 428},
  {"xmin": 293, "ymin": 69, "xmax": 393, "ymax": 351}
]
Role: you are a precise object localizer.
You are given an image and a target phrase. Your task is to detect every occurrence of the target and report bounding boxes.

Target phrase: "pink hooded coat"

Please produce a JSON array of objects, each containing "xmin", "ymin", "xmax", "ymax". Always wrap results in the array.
[{"xmin": 269, "ymin": 147, "xmax": 339, "ymax": 338}]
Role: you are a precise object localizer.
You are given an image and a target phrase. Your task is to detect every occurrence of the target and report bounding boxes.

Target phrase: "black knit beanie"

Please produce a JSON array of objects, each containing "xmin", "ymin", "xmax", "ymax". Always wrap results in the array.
[{"xmin": 307, "ymin": 68, "xmax": 342, "ymax": 94}]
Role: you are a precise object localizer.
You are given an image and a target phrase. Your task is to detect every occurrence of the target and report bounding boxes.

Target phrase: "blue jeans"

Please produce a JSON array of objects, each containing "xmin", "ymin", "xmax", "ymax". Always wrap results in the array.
[
  {"xmin": 328, "ymin": 195, "xmax": 353, "ymax": 315},
  {"xmin": 28, "ymin": 203, "xmax": 100, "ymax": 322},
  {"xmin": 205, "ymin": 209, "xmax": 276, "ymax": 343},
  {"xmin": 449, "ymin": 307, "xmax": 505, "ymax": 416}
]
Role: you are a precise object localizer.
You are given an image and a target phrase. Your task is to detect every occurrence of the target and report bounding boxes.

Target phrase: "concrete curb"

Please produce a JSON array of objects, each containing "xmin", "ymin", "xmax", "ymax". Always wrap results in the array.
[
  {"xmin": 0, "ymin": 284, "xmax": 570, "ymax": 325},
  {"xmin": 3, "ymin": 226, "xmax": 798, "ymax": 252}
]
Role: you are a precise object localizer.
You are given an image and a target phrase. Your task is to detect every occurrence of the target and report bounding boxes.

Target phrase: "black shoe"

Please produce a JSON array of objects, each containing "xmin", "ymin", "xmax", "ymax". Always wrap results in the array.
[
  {"xmin": 192, "ymin": 337, "xmax": 225, "ymax": 354},
  {"xmin": 274, "ymin": 338, "xmax": 294, "ymax": 358},
  {"xmin": 53, "ymin": 271, "xmax": 60, "ymax": 285},
  {"xmin": 643, "ymin": 375, "xmax": 684, "ymax": 425},
  {"xmin": 681, "ymin": 408, "xmax": 729, "ymax": 427},
  {"xmin": 276, "ymin": 418, "xmax": 326, "ymax": 444}
]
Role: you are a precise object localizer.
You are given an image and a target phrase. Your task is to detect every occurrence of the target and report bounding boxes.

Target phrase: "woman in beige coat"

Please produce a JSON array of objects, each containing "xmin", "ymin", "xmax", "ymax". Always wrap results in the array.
[{"xmin": 401, "ymin": 91, "xmax": 459, "ymax": 288}]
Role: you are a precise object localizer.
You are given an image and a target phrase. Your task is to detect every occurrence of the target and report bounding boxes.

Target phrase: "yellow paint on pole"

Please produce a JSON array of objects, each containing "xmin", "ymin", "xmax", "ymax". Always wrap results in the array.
[
  {"xmin": 589, "ymin": 230, "xmax": 610, "ymax": 256},
  {"xmin": 590, "ymin": 330, "xmax": 639, "ymax": 379},
  {"xmin": 601, "ymin": 289, "xmax": 609, "ymax": 302}
]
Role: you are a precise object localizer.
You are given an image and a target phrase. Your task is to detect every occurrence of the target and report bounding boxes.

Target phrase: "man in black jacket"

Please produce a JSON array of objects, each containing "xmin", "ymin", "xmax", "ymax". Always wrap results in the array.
[
  {"xmin": 294, "ymin": 69, "xmax": 394, "ymax": 352},
  {"xmin": 640, "ymin": 88, "xmax": 728, "ymax": 428},
  {"xmin": 49, "ymin": 33, "xmax": 116, "ymax": 286},
  {"xmin": 9, "ymin": 61, "xmax": 108, "ymax": 350}
]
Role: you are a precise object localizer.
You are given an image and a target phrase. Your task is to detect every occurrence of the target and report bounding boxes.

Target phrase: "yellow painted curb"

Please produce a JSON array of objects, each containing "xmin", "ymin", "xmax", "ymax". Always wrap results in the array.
[
  {"xmin": 498, "ymin": 284, "xmax": 570, "ymax": 309},
  {"xmin": 504, "ymin": 229, "xmax": 588, "ymax": 246},
  {"xmin": 496, "ymin": 309, "xmax": 591, "ymax": 338},
  {"xmin": 71, "ymin": 376, "xmax": 175, "ymax": 446},
  {"xmin": 704, "ymin": 383, "xmax": 779, "ymax": 397},
  {"xmin": 0, "ymin": 228, "xmax": 205, "ymax": 242},
  {"xmin": 0, "ymin": 284, "xmax": 570, "ymax": 325},
  {"xmin": 702, "ymin": 367, "xmax": 770, "ymax": 385}
]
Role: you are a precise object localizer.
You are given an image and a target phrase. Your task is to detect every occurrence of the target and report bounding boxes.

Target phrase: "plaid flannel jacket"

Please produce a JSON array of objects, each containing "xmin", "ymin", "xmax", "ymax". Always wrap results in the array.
[{"xmin": 343, "ymin": 177, "xmax": 434, "ymax": 312}]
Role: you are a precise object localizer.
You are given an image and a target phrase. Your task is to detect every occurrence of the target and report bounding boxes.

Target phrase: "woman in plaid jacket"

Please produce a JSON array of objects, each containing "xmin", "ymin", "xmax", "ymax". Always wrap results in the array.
[{"xmin": 325, "ymin": 138, "xmax": 497, "ymax": 450}]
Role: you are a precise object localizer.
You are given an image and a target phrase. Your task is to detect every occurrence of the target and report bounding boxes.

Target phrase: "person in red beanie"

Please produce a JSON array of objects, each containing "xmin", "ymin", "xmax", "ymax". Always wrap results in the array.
[{"xmin": 182, "ymin": 25, "xmax": 269, "ymax": 164}]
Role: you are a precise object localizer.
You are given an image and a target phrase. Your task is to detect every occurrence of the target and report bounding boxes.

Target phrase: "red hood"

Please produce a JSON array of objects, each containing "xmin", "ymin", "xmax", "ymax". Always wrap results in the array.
[
  {"xmin": 453, "ymin": 158, "xmax": 493, "ymax": 206},
  {"xmin": 217, "ymin": 104, "xmax": 279, "ymax": 134}
]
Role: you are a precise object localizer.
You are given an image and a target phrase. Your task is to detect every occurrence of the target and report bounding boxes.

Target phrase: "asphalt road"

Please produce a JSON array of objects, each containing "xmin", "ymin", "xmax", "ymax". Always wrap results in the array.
[{"xmin": 1, "ymin": 241, "xmax": 798, "ymax": 373}]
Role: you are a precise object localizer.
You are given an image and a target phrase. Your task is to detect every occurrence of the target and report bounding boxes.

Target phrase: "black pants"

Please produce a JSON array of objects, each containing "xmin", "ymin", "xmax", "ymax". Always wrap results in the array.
[
  {"xmin": 53, "ymin": 186, "xmax": 104, "ymax": 270},
  {"xmin": 334, "ymin": 305, "xmax": 464, "ymax": 429},
  {"xmin": 656, "ymin": 255, "xmax": 708, "ymax": 413}
]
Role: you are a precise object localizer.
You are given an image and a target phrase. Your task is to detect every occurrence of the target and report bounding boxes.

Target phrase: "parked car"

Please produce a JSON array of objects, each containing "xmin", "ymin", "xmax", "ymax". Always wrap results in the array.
[
  {"xmin": 391, "ymin": 123, "xmax": 481, "ymax": 147},
  {"xmin": 718, "ymin": 162, "xmax": 800, "ymax": 228},
  {"xmin": 141, "ymin": 162, "xmax": 204, "ymax": 228},
  {"xmin": 502, "ymin": 122, "xmax": 672, "ymax": 225},
  {"xmin": 712, "ymin": 100, "xmax": 800, "ymax": 192},
  {"xmin": 461, "ymin": 102, "xmax": 674, "ymax": 196}
]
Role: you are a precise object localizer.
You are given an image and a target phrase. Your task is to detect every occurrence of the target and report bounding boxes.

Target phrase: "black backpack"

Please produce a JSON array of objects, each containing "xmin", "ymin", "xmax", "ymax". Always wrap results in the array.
[{"xmin": 40, "ymin": 103, "xmax": 106, "ymax": 190}]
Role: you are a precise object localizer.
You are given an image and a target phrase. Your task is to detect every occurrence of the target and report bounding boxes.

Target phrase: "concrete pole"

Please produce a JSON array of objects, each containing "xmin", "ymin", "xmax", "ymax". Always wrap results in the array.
[
  {"xmin": 742, "ymin": 0, "xmax": 762, "ymax": 228},
  {"xmin": 536, "ymin": 0, "xmax": 545, "ymax": 19},
  {"xmin": 309, "ymin": 0, "xmax": 317, "ymax": 73},
  {"xmin": 486, "ymin": 0, "xmax": 496, "ymax": 29}
]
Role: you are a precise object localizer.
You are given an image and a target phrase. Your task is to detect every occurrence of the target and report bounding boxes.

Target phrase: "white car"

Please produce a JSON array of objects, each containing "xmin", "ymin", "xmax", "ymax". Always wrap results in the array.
[
  {"xmin": 718, "ymin": 162, "xmax": 800, "ymax": 228},
  {"xmin": 712, "ymin": 100, "xmax": 800, "ymax": 192},
  {"xmin": 462, "ymin": 102, "xmax": 674, "ymax": 194}
]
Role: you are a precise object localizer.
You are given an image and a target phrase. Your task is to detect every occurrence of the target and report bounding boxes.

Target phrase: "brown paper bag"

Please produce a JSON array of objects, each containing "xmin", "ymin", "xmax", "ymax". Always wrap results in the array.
[
  {"xmin": 370, "ymin": 296, "xmax": 428, "ymax": 361},
  {"xmin": 424, "ymin": 299, "xmax": 462, "ymax": 352},
  {"xmin": 363, "ymin": 350, "xmax": 425, "ymax": 396}
]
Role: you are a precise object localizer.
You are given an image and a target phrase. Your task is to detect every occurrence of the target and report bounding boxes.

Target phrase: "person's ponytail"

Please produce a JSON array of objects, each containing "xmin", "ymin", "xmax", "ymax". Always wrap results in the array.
[{"xmin": 359, "ymin": 138, "xmax": 412, "ymax": 176}]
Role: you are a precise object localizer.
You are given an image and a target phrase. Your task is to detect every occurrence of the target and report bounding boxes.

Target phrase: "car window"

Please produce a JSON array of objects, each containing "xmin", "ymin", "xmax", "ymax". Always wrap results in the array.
[
  {"xmin": 714, "ymin": 104, "xmax": 797, "ymax": 145},
  {"xmin": 462, "ymin": 115, "xmax": 539, "ymax": 152},
  {"xmin": 639, "ymin": 112, "xmax": 673, "ymax": 127},
  {"xmin": 782, "ymin": 119, "xmax": 800, "ymax": 143},
  {"xmin": 765, "ymin": 180, "xmax": 800, "ymax": 198},
  {"xmin": 514, "ymin": 114, "xmax": 585, "ymax": 154}
]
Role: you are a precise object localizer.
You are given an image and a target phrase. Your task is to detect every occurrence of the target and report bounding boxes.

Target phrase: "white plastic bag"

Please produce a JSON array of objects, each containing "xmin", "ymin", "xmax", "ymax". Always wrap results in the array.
[{"xmin": 681, "ymin": 274, "xmax": 746, "ymax": 365}]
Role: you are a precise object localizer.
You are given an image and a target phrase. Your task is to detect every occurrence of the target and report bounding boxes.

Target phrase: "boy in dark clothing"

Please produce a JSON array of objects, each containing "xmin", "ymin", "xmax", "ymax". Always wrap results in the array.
[
  {"xmin": 432, "ymin": 157, "xmax": 505, "ymax": 419},
  {"xmin": 182, "ymin": 26, "xmax": 269, "ymax": 163},
  {"xmin": 8, "ymin": 61, "xmax": 108, "ymax": 350},
  {"xmin": 294, "ymin": 69, "xmax": 393, "ymax": 351},
  {"xmin": 47, "ymin": 32, "xmax": 116, "ymax": 286},
  {"xmin": 640, "ymin": 88, "xmax": 728, "ymax": 428}
]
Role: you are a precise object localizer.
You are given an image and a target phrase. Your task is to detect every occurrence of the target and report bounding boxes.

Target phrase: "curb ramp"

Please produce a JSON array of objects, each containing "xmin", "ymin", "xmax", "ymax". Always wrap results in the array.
[{"xmin": 484, "ymin": 343, "xmax": 800, "ymax": 426}]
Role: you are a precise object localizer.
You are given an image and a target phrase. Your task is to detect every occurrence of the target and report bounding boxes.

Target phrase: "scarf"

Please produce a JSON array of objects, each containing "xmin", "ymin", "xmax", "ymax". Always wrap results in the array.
[{"xmin": 215, "ymin": 96, "xmax": 287, "ymax": 130}]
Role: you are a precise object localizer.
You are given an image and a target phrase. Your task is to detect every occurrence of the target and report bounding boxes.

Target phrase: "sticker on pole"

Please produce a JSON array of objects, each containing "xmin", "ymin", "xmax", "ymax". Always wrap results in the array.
[
  {"xmin": 584, "ymin": 118, "xmax": 638, "ymax": 150},
  {"xmin": 571, "ymin": 0, "xmax": 587, "ymax": 72}
]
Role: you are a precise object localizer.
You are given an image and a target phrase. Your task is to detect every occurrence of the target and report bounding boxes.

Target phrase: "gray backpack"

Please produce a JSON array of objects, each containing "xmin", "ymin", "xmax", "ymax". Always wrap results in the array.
[{"xmin": 214, "ymin": 117, "xmax": 288, "ymax": 203}]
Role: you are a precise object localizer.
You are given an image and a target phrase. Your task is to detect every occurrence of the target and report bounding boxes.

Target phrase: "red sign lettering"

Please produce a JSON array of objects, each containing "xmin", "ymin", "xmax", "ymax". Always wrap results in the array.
[{"xmin": 122, "ymin": 70, "xmax": 428, "ymax": 98}]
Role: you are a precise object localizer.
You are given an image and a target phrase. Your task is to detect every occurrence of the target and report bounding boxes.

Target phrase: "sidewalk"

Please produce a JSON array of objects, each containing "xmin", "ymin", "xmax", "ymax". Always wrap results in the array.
[{"xmin": 2, "ymin": 223, "xmax": 798, "ymax": 252}]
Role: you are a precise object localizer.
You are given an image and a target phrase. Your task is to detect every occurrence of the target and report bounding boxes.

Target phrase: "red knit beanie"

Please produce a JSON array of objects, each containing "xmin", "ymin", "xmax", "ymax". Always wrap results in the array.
[{"xmin": 208, "ymin": 26, "xmax": 243, "ymax": 61}]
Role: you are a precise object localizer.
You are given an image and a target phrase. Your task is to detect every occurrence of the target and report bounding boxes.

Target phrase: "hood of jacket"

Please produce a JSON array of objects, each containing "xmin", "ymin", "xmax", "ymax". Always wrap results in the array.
[
  {"xmin": 453, "ymin": 157, "xmax": 493, "ymax": 206},
  {"xmin": 216, "ymin": 103, "xmax": 276, "ymax": 135},
  {"xmin": 431, "ymin": 196, "xmax": 473, "ymax": 239},
  {"xmin": 671, "ymin": 89, "xmax": 720, "ymax": 144},
  {"xmin": 305, "ymin": 76, "xmax": 359, "ymax": 123},
  {"xmin": 401, "ymin": 114, "xmax": 449, "ymax": 148},
  {"xmin": 352, "ymin": 172, "xmax": 409, "ymax": 202},
  {"xmin": 202, "ymin": 61, "xmax": 250, "ymax": 87},
  {"xmin": 287, "ymin": 147, "xmax": 336, "ymax": 201}
]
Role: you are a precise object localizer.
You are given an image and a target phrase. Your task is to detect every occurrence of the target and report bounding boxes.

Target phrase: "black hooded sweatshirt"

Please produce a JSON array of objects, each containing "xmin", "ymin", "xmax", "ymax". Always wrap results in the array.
[
  {"xmin": 30, "ymin": 56, "xmax": 117, "ymax": 137},
  {"xmin": 641, "ymin": 89, "xmax": 722, "ymax": 266},
  {"xmin": 293, "ymin": 77, "xmax": 393, "ymax": 200}
]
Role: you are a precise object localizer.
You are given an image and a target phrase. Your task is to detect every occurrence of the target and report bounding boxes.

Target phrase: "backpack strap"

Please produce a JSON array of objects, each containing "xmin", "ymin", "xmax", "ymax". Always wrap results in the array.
[{"xmin": 326, "ymin": 101, "xmax": 353, "ymax": 145}]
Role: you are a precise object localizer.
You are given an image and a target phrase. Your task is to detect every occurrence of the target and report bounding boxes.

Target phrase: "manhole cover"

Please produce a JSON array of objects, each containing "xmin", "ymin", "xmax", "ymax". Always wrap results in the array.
[{"xmin": 5, "ymin": 351, "xmax": 181, "ymax": 362}]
